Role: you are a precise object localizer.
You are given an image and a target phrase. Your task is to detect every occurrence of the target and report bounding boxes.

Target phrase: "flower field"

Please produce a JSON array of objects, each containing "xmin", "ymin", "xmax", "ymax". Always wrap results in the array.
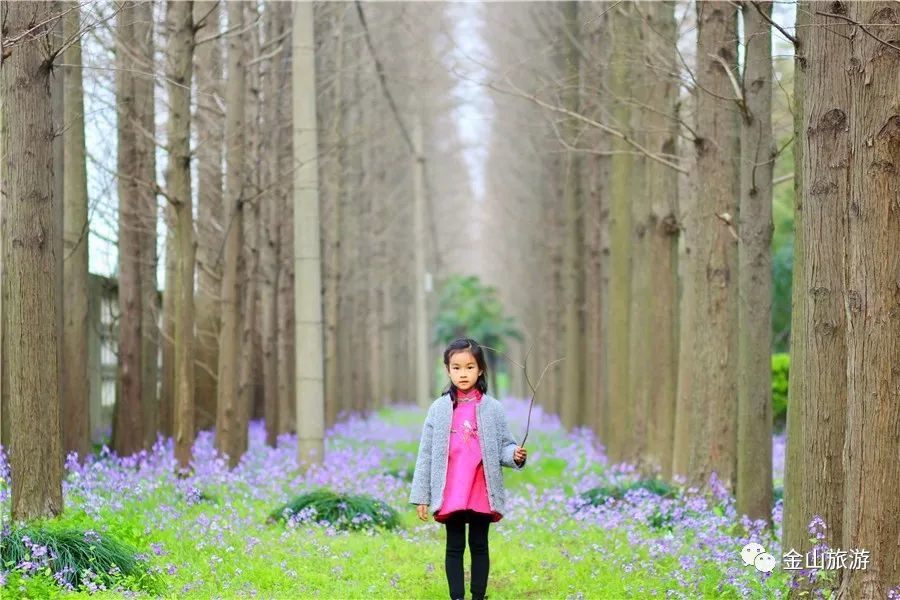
[{"xmin": 1, "ymin": 400, "xmax": 793, "ymax": 599}]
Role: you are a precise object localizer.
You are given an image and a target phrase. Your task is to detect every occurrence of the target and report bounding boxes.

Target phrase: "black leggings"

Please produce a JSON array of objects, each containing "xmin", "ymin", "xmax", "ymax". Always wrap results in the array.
[{"xmin": 444, "ymin": 510, "xmax": 492, "ymax": 600}]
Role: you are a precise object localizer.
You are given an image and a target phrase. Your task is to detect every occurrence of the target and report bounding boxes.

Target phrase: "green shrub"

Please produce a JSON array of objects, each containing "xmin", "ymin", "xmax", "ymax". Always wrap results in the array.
[
  {"xmin": 268, "ymin": 488, "xmax": 401, "ymax": 532},
  {"xmin": 0, "ymin": 524, "xmax": 164, "ymax": 595},
  {"xmin": 772, "ymin": 353, "xmax": 790, "ymax": 427}
]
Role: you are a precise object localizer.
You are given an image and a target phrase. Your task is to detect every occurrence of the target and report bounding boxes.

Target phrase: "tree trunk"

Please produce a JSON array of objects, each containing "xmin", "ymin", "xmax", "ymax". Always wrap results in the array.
[
  {"xmin": 238, "ymin": 0, "xmax": 260, "ymax": 454},
  {"xmin": 276, "ymin": 1, "xmax": 295, "ymax": 436},
  {"xmin": 782, "ymin": 0, "xmax": 848, "ymax": 557},
  {"xmin": 293, "ymin": 1, "xmax": 326, "ymax": 468},
  {"xmin": 580, "ymin": 6, "xmax": 612, "ymax": 448},
  {"xmin": 114, "ymin": 0, "xmax": 145, "ymax": 458},
  {"xmin": 627, "ymin": 3, "xmax": 651, "ymax": 468},
  {"xmin": 605, "ymin": 2, "xmax": 637, "ymax": 463},
  {"xmin": 260, "ymin": 1, "xmax": 285, "ymax": 447},
  {"xmin": 135, "ymin": 0, "xmax": 159, "ymax": 450},
  {"xmin": 1, "ymin": 0, "xmax": 65, "ymax": 519},
  {"xmin": 166, "ymin": 0, "xmax": 196, "ymax": 472},
  {"xmin": 62, "ymin": 0, "xmax": 91, "ymax": 460},
  {"xmin": 160, "ymin": 208, "xmax": 176, "ymax": 438},
  {"xmin": 193, "ymin": 0, "xmax": 224, "ymax": 434},
  {"xmin": 560, "ymin": 1, "xmax": 585, "ymax": 432},
  {"xmin": 686, "ymin": 0, "xmax": 740, "ymax": 490},
  {"xmin": 836, "ymin": 3, "xmax": 900, "ymax": 596},
  {"xmin": 736, "ymin": 0, "xmax": 774, "ymax": 522},
  {"xmin": 51, "ymin": 3, "xmax": 65, "ymax": 462},
  {"xmin": 216, "ymin": 0, "xmax": 247, "ymax": 468},
  {"xmin": 323, "ymin": 7, "xmax": 345, "ymax": 428},
  {"xmin": 413, "ymin": 113, "xmax": 430, "ymax": 409},
  {"xmin": 638, "ymin": 0, "xmax": 679, "ymax": 480}
]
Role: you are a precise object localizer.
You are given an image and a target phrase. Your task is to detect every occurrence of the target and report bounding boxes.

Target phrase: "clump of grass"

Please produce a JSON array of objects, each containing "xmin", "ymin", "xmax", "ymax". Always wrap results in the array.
[
  {"xmin": 268, "ymin": 488, "xmax": 401, "ymax": 532},
  {"xmin": 0, "ymin": 523, "xmax": 165, "ymax": 595},
  {"xmin": 580, "ymin": 478, "xmax": 679, "ymax": 506}
]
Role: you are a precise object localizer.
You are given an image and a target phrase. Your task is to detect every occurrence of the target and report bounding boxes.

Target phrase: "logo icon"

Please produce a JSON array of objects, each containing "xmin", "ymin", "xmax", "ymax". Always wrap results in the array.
[{"xmin": 741, "ymin": 543, "xmax": 777, "ymax": 573}]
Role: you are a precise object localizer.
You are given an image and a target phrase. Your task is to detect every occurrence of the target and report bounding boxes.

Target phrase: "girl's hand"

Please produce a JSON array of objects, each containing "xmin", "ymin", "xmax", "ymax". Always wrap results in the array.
[
  {"xmin": 417, "ymin": 504, "xmax": 430, "ymax": 521},
  {"xmin": 514, "ymin": 446, "xmax": 527, "ymax": 465}
]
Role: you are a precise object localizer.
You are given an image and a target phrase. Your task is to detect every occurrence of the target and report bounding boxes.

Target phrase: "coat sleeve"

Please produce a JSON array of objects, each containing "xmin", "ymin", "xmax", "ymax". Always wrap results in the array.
[
  {"xmin": 409, "ymin": 409, "xmax": 434, "ymax": 505},
  {"xmin": 499, "ymin": 405, "xmax": 526, "ymax": 470}
]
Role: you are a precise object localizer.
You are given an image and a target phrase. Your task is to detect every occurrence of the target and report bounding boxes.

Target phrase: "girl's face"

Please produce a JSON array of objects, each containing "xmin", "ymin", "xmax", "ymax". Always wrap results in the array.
[{"xmin": 446, "ymin": 350, "xmax": 483, "ymax": 392}]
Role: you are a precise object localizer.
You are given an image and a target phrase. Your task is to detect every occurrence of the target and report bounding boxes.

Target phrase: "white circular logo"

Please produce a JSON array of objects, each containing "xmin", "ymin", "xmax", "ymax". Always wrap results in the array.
[
  {"xmin": 754, "ymin": 552, "xmax": 777, "ymax": 573},
  {"xmin": 740, "ymin": 543, "xmax": 766, "ymax": 566}
]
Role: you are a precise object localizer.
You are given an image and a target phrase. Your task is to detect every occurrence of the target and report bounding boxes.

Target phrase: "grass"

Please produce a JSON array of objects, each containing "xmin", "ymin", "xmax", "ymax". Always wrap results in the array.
[{"xmin": 1, "ymin": 402, "xmax": 793, "ymax": 599}]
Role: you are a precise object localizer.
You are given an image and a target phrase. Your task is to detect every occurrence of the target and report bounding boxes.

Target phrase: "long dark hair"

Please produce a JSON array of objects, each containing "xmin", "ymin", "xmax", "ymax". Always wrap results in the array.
[{"xmin": 441, "ymin": 338, "xmax": 489, "ymax": 409}]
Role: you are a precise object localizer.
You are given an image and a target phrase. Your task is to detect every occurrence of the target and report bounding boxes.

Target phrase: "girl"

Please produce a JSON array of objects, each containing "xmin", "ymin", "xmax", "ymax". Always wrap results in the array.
[{"xmin": 409, "ymin": 338, "xmax": 527, "ymax": 600}]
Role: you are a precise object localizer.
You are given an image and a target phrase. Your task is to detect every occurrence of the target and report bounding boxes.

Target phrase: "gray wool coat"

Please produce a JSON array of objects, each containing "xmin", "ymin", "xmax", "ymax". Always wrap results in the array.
[{"xmin": 408, "ymin": 393, "xmax": 526, "ymax": 517}]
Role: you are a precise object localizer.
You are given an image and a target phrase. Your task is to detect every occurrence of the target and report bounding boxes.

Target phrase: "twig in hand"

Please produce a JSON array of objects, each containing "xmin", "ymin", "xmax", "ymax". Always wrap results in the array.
[{"xmin": 479, "ymin": 343, "xmax": 565, "ymax": 448}]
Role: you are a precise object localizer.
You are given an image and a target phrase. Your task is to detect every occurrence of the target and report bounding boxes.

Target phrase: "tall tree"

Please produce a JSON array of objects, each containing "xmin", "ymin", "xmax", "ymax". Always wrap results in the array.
[
  {"xmin": 114, "ymin": 0, "xmax": 146, "ymax": 457},
  {"xmin": 685, "ymin": 0, "xmax": 740, "ymax": 489},
  {"xmin": 736, "ymin": 0, "xmax": 774, "ymax": 521},
  {"xmin": 559, "ymin": 1, "xmax": 585, "ymax": 432},
  {"xmin": 193, "ymin": 0, "xmax": 224, "ymax": 434},
  {"xmin": 1, "ymin": 0, "xmax": 65, "ymax": 519},
  {"xmin": 216, "ymin": 0, "xmax": 248, "ymax": 467},
  {"xmin": 276, "ymin": 17, "xmax": 296, "ymax": 435},
  {"xmin": 837, "ymin": 3, "xmax": 900, "ymax": 596},
  {"xmin": 260, "ymin": 0, "xmax": 287, "ymax": 447},
  {"xmin": 322, "ymin": 5, "xmax": 346, "ymax": 429},
  {"xmin": 135, "ymin": 0, "xmax": 159, "ymax": 450},
  {"xmin": 62, "ymin": 0, "xmax": 91, "ymax": 459},
  {"xmin": 293, "ymin": 1, "xmax": 325, "ymax": 467},
  {"xmin": 782, "ymin": 0, "xmax": 847, "ymax": 556},
  {"xmin": 605, "ymin": 2, "xmax": 637, "ymax": 463},
  {"xmin": 165, "ymin": 0, "xmax": 196, "ymax": 471},
  {"xmin": 636, "ymin": 0, "xmax": 679, "ymax": 479}
]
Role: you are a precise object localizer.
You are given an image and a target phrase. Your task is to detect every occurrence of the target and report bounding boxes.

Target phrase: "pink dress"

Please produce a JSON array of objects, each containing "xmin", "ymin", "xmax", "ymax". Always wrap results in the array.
[{"xmin": 434, "ymin": 388, "xmax": 503, "ymax": 523}]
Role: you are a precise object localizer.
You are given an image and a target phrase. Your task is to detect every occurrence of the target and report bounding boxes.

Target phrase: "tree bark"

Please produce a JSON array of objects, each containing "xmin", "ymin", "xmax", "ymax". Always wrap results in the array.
[
  {"xmin": 1, "ymin": 0, "xmax": 65, "ymax": 519},
  {"xmin": 160, "ymin": 207, "xmax": 176, "ymax": 438},
  {"xmin": 62, "ymin": 0, "xmax": 91, "ymax": 459},
  {"xmin": 166, "ymin": 0, "xmax": 196, "ymax": 472},
  {"xmin": 216, "ymin": 0, "xmax": 247, "ymax": 468},
  {"xmin": 193, "ymin": 0, "xmax": 224, "ymax": 434},
  {"xmin": 637, "ymin": 0, "xmax": 679, "ymax": 480},
  {"xmin": 275, "ymin": 1, "xmax": 295, "ymax": 436},
  {"xmin": 606, "ymin": 2, "xmax": 636, "ymax": 463},
  {"xmin": 836, "ymin": 3, "xmax": 900, "ymax": 596},
  {"xmin": 323, "ymin": 6, "xmax": 345, "ymax": 429},
  {"xmin": 293, "ymin": 1, "xmax": 326, "ymax": 468},
  {"xmin": 736, "ymin": 0, "xmax": 774, "ymax": 522},
  {"xmin": 114, "ymin": 0, "xmax": 145, "ymax": 458},
  {"xmin": 239, "ymin": 0, "xmax": 260, "ymax": 450},
  {"xmin": 260, "ymin": 0, "xmax": 285, "ymax": 447},
  {"xmin": 135, "ymin": 0, "xmax": 159, "ymax": 450},
  {"xmin": 560, "ymin": 1, "xmax": 585, "ymax": 432},
  {"xmin": 686, "ymin": 0, "xmax": 740, "ymax": 490},
  {"xmin": 783, "ymin": 0, "xmax": 848, "ymax": 557}
]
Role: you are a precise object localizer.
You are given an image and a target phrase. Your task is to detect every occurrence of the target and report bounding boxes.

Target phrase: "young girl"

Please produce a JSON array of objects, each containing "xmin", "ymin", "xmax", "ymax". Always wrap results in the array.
[{"xmin": 409, "ymin": 338, "xmax": 527, "ymax": 600}]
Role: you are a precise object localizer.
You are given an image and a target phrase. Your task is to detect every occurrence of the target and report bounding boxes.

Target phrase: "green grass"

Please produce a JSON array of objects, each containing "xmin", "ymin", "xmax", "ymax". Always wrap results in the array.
[{"xmin": 1, "ymin": 405, "xmax": 790, "ymax": 599}]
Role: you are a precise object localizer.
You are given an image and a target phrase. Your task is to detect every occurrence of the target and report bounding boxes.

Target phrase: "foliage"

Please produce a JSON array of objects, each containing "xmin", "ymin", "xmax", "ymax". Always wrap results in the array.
[
  {"xmin": 0, "ymin": 523, "xmax": 163, "ymax": 595},
  {"xmin": 772, "ymin": 239, "xmax": 794, "ymax": 353},
  {"xmin": 268, "ymin": 488, "xmax": 401, "ymax": 532},
  {"xmin": 433, "ymin": 274, "xmax": 523, "ymax": 356},
  {"xmin": 772, "ymin": 353, "xmax": 790, "ymax": 427}
]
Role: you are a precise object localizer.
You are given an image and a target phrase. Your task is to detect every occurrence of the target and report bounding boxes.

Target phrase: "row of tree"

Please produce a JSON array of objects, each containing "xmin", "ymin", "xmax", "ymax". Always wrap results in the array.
[
  {"xmin": 0, "ymin": 0, "xmax": 331, "ymax": 515},
  {"xmin": 475, "ymin": 2, "xmax": 898, "ymax": 596},
  {"xmin": 2, "ymin": 0, "xmax": 468, "ymax": 517}
]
